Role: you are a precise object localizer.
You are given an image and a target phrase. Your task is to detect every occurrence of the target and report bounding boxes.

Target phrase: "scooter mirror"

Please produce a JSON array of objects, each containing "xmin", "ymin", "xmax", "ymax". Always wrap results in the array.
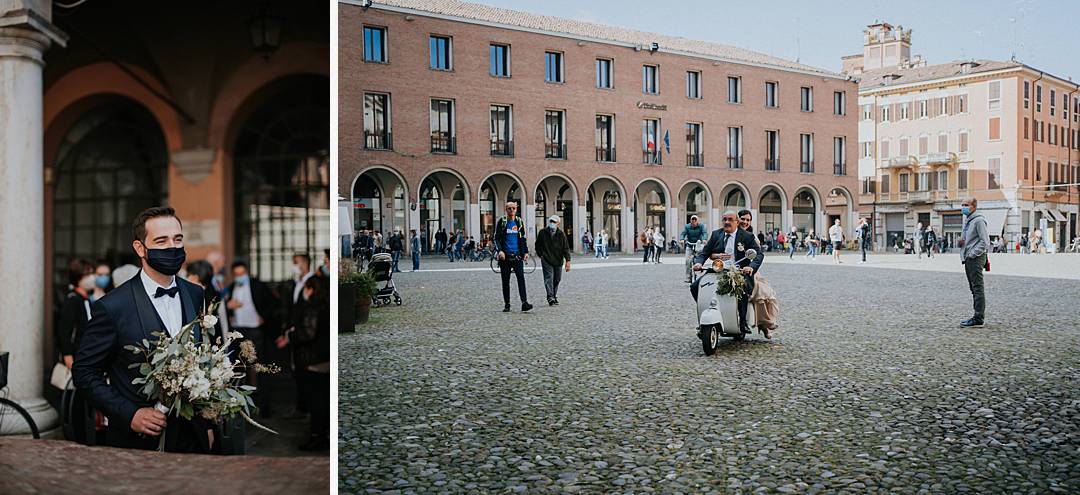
[{"xmin": 744, "ymin": 249, "xmax": 757, "ymax": 260}]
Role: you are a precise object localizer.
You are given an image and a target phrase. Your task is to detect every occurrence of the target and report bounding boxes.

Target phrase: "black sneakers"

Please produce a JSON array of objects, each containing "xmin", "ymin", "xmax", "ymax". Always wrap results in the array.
[
  {"xmin": 552, "ymin": 298, "xmax": 559, "ymax": 305},
  {"xmin": 960, "ymin": 318, "xmax": 985, "ymax": 327},
  {"xmin": 503, "ymin": 304, "xmax": 511, "ymax": 312},
  {"xmin": 522, "ymin": 302, "xmax": 533, "ymax": 312}
]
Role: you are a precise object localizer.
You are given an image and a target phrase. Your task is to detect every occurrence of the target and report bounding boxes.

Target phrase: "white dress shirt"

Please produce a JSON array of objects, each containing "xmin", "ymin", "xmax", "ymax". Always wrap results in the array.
[
  {"xmin": 140, "ymin": 270, "xmax": 183, "ymax": 337},
  {"xmin": 231, "ymin": 280, "xmax": 262, "ymax": 328},
  {"xmin": 293, "ymin": 271, "xmax": 314, "ymax": 303},
  {"xmin": 722, "ymin": 230, "xmax": 737, "ymax": 269}
]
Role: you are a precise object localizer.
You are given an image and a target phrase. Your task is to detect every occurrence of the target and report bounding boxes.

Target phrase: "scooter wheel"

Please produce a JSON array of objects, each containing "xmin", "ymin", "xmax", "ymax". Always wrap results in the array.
[{"xmin": 700, "ymin": 326, "xmax": 718, "ymax": 356}]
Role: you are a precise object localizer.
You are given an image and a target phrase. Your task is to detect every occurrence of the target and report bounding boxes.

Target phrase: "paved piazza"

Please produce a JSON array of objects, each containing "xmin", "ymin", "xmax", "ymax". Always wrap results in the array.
[{"xmin": 341, "ymin": 253, "xmax": 1080, "ymax": 494}]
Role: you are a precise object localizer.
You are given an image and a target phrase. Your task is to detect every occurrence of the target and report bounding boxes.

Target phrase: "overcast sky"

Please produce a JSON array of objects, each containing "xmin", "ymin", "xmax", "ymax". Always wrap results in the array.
[{"xmin": 475, "ymin": 0, "xmax": 1079, "ymax": 80}]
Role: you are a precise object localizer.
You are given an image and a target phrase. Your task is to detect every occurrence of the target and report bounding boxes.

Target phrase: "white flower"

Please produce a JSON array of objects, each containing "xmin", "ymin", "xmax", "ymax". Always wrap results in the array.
[{"xmin": 201, "ymin": 314, "xmax": 218, "ymax": 328}]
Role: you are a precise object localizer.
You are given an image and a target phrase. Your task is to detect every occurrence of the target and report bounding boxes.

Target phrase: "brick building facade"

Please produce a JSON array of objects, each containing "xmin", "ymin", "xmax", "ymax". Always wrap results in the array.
[{"xmin": 341, "ymin": 0, "xmax": 858, "ymax": 252}]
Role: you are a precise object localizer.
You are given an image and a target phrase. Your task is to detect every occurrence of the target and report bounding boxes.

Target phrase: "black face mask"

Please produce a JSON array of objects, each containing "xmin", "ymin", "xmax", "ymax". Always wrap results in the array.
[{"xmin": 143, "ymin": 245, "xmax": 186, "ymax": 276}]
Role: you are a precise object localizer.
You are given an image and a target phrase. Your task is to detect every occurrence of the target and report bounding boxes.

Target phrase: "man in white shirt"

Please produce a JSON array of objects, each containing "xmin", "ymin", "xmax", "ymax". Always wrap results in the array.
[
  {"xmin": 829, "ymin": 219, "xmax": 845, "ymax": 264},
  {"xmin": 227, "ymin": 260, "xmax": 278, "ymax": 417}
]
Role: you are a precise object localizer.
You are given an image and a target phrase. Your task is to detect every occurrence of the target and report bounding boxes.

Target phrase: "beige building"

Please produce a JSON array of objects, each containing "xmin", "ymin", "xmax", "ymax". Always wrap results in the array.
[{"xmin": 844, "ymin": 23, "xmax": 1079, "ymax": 251}]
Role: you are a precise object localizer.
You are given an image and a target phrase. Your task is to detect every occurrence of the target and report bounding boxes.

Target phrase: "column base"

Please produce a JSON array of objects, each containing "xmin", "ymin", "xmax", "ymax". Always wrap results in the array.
[{"xmin": 0, "ymin": 396, "xmax": 59, "ymax": 437}]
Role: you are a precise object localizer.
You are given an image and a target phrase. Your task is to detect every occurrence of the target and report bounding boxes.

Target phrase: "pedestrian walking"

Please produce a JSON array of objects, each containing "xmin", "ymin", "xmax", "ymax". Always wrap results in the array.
[
  {"xmin": 536, "ymin": 215, "xmax": 572, "ymax": 306},
  {"xmin": 958, "ymin": 197, "xmax": 989, "ymax": 327},
  {"xmin": 855, "ymin": 218, "xmax": 871, "ymax": 263},
  {"xmin": 652, "ymin": 228, "xmax": 665, "ymax": 263},
  {"xmin": 419, "ymin": 227, "xmax": 428, "ymax": 255},
  {"xmin": 596, "ymin": 229, "xmax": 609, "ymax": 259},
  {"xmin": 640, "ymin": 229, "xmax": 652, "ymax": 263},
  {"xmin": 829, "ymin": 219, "xmax": 844, "ymax": 263},
  {"xmin": 788, "ymin": 227, "xmax": 798, "ymax": 259},
  {"xmin": 925, "ymin": 227, "xmax": 937, "ymax": 259},
  {"xmin": 410, "ymin": 229, "xmax": 421, "ymax": 271},
  {"xmin": 435, "ymin": 228, "xmax": 447, "ymax": 255},
  {"xmin": 494, "ymin": 202, "xmax": 533, "ymax": 313},
  {"xmin": 581, "ymin": 229, "xmax": 591, "ymax": 255},
  {"xmin": 805, "ymin": 230, "xmax": 818, "ymax": 259},
  {"xmin": 388, "ymin": 229, "xmax": 403, "ymax": 272},
  {"xmin": 915, "ymin": 222, "xmax": 925, "ymax": 258},
  {"xmin": 680, "ymin": 215, "xmax": 707, "ymax": 283}
]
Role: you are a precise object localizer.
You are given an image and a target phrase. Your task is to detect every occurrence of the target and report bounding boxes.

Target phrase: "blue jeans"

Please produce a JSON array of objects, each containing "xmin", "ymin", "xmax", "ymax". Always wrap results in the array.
[
  {"xmin": 412, "ymin": 252, "xmax": 420, "ymax": 270},
  {"xmin": 391, "ymin": 250, "xmax": 401, "ymax": 271},
  {"xmin": 447, "ymin": 247, "xmax": 455, "ymax": 261},
  {"xmin": 788, "ymin": 243, "xmax": 795, "ymax": 258}
]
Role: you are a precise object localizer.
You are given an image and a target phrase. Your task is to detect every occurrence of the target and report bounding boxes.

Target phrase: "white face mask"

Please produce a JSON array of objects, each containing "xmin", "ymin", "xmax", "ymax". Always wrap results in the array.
[
  {"xmin": 548, "ymin": 222, "xmax": 557, "ymax": 231},
  {"xmin": 292, "ymin": 265, "xmax": 302, "ymax": 278},
  {"xmin": 78, "ymin": 275, "xmax": 95, "ymax": 292}
]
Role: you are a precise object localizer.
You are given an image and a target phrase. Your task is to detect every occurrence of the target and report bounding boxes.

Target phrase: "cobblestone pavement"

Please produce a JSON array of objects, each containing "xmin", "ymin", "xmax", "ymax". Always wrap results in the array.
[{"xmin": 341, "ymin": 256, "xmax": 1080, "ymax": 494}]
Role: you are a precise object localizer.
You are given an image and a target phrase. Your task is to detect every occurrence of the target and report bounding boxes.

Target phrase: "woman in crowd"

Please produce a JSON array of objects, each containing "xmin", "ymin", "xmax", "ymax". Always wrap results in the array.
[
  {"xmin": 185, "ymin": 259, "xmax": 229, "ymax": 344},
  {"xmin": 279, "ymin": 276, "xmax": 330, "ymax": 451},
  {"xmin": 56, "ymin": 258, "xmax": 96, "ymax": 443},
  {"xmin": 90, "ymin": 261, "xmax": 113, "ymax": 301}
]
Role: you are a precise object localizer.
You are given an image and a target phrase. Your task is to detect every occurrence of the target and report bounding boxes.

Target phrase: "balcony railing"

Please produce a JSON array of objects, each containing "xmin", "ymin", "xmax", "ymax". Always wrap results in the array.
[
  {"xmin": 727, "ymin": 156, "xmax": 742, "ymax": 169},
  {"xmin": 924, "ymin": 151, "xmax": 956, "ymax": 165},
  {"xmin": 886, "ymin": 155, "xmax": 918, "ymax": 168},
  {"xmin": 490, "ymin": 139, "xmax": 514, "ymax": 157},
  {"xmin": 800, "ymin": 160, "xmax": 814, "ymax": 173},
  {"xmin": 364, "ymin": 131, "xmax": 393, "ymax": 150},
  {"xmin": 833, "ymin": 162, "xmax": 847, "ymax": 176},
  {"xmin": 545, "ymin": 142, "xmax": 567, "ymax": 159},
  {"xmin": 430, "ymin": 135, "xmax": 456, "ymax": 154},
  {"xmin": 686, "ymin": 153, "xmax": 703, "ymax": 167},
  {"xmin": 643, "ymin": 149, "xmax": 662, "ymax": 165},
  {"xmin": 765, "ymin": 158, "xmax": 779, "ymax": 171},
  {"xmin": 595, "ymin": 146, "xmax": 616, "ymax": 162}
]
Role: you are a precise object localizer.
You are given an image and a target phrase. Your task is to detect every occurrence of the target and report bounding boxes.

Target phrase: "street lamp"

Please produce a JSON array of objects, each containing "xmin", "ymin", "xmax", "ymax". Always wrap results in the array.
[{"xmin": 248, "ymin": 3, "xmax": 283, "ymax": 61}]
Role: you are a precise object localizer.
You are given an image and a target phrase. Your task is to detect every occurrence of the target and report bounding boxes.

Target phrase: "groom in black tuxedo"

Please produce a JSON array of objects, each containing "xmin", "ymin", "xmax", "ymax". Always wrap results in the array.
[
  {"xmin": 690, "ymin": 211, "xmax": 764, "ymax": 333},
  {"xmin": 73, "ymin": 206, "xmax": 212, "ymax": 453}
]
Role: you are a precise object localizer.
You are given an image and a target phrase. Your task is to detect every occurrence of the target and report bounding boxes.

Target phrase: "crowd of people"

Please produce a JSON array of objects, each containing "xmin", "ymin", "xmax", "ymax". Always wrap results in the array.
[{"xmin": 54, "ymin": 207, "xmax": 331, "ymax": 453}]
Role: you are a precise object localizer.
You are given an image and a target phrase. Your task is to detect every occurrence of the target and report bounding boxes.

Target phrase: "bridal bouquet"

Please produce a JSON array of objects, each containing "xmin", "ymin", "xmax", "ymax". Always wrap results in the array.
[
  {"xmin": 126, "ymin": 298, "xmax": 278, "ymax": 450},
  {"xmin": 713, "ymin": 263, "xmax": 748, "ymax": 300}
]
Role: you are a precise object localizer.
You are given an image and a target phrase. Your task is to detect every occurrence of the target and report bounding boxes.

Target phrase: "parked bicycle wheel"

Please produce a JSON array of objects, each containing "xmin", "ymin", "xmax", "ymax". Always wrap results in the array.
[{"xmin": 0, "ymin": 396, "xmax": 41, "ymax": 439}]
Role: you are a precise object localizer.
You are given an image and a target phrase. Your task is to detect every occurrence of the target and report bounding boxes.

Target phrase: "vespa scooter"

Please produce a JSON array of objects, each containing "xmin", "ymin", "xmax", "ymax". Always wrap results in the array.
[{"xmin": 694, "ymin": 249, "xmax": 757, "ymax": 356}]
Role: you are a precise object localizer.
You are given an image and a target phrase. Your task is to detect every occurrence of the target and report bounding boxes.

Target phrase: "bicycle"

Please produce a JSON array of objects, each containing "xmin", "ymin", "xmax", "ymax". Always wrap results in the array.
[
  {"xmin": 489, "ymin": 253, "xmax": 537, "ymax": 274},
  {"xmin": 0, "ymin": 351, "xmax": 41, "ymax": 439}
]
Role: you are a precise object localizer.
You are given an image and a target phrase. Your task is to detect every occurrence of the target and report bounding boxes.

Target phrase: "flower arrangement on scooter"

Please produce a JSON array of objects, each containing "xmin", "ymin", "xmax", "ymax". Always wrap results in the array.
[{"xmin": 712, "ymin": 261, "xmax": 748, "ymax": 300}]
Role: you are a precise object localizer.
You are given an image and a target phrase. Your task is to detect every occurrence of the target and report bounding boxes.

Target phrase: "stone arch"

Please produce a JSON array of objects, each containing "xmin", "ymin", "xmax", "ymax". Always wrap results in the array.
[
  {"xmin": 792, "ymin": 185, "xmax": 823, "ymax": 236},
  {"xmin": 719, "ymin": 181, "xmax": 752, "ymax": 209},
  {"xmin": 757, "ymin": 183, "xmax": 789, "ymax": 234},
  {"xmin": 535, "ymin": 173, "xmax": 580, "ymax": 245},
  {"xmin": 419, "ymin": 168, "xmax": 471, "ymax": 240},
  {"xmin": 351, "ymin": 165, "xmax": 411, "ymax": 236},
  {"xmin": 586, "ymin": 175, "xmax": 628, "ymax": 252},
  {"xmin": 677, "ymin": 179, "xmax": 713, "ymax": 227}
]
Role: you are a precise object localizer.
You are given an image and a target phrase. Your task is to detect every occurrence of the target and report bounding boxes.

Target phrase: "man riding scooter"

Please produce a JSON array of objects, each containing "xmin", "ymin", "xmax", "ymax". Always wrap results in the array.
[
  {"xmin": 680, "ymin": 215, "xmax": 707, "ymax": 284},
  {"xmin": 691, "ymin": 211, "xmax": 764, "ymax": 335}
]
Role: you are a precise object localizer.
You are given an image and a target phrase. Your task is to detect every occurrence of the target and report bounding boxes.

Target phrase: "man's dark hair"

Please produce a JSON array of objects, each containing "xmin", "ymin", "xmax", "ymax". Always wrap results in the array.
[
  {"xmin": 231, "ymin": 260, "xmax": 249, "ymax": 271},
  {"xmin": 293, "ymin": 253, "xmax": 311, "ymax": 265},
  {"xmin": 186, "ymin": 260, "xmax": 214, "ymax": 288},
  {"xmin": 67, "ymin": 258, "xmax": 94, "ymax": 286},
  {"xmin": 133, "ymin": 206, "xmax": 182, "ymax": 243},
  {"xmin": 737, "ymin": 209, "xmax": 752, "ymax": 219}
]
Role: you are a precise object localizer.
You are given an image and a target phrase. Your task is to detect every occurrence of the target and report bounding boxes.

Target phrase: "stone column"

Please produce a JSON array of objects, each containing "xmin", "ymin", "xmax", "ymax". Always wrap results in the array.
[
  {"xmin": 468, "ymin": 203, "xmax": 480, "ymax": 240},
  {"xmin": 0, "ymin": 15, "xmax": 66, "ymax": 436}
]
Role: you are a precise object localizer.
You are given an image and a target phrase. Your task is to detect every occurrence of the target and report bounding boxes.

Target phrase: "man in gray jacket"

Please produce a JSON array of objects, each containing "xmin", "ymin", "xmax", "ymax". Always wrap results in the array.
[
  {"xmin": 958, "ymin": 197, "xmax": 990, "ymax": 327},
  {"xmin": 535, "ymin": 215, "xmax": 571, "ymax": 306}
]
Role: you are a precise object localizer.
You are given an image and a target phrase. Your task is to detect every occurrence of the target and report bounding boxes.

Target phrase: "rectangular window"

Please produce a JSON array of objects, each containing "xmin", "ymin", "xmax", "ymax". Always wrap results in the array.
[
  {"xmin": 881, "ymin": 105, "xmax": 890, "ymax": 122},
  {"xmin": 363, "ymin": 26, "xmax": 387, "ymax": 62},
  {"xmin": 899, "ymin": 137, "xmax": 908, "ymax": 157},
  {"xmin": 1050, "ymin": 89, "xmax": 1056, "ymax": 116},
  {"xmin": 429, "ymin": 99, "xmax": 454, "ymax": 153},
  {"xmin": 900, "ymin": 102, "xmax": 909, "ymax": 120},
  {"xmin": 988, "ymin": 157, "xmax": 1001, "ymax": 189},
  {"xmin": 918, "ymin": 135, "xmax": 927, "ymax": 156},
  {"xmin": 545, "ymin": 51, "xmax": 563, "ymax": 83},
  {"xmin": 833, "ymin": 137, "xmax": 846, "ymax": 175},
  {"xmin": 959, "ymin": 94, "xmax": 967, "ymax": 113},
  {"xmin": 727, "ymin": 127, "xmax": 742, "ymax": 169},
  {"xmin": 765, "ymin": 130, "xmax": 779, "ymax": 170},
  {"xmin": 766, "ymin": 82, "xmax": 778, "ymax": 108},
  {"xmin": 833, "ymin": 91, "xmax": 845, "ymax": 115},
  {"xmin": 1036, "ymin": 84, "xmax": 1042, "ymax": 112},
  {"xmin": 880, "ymin": 174, "xmax": 890, "ymax": 194},
  {"xmin": 989, "ymin": 117, "xmax": 1001, "ymax": 141},
  {"xmin": 489, "ymin": 104, "xmax": 512, "ymax": 155},
  {"xmin": 1024, "ymin": 80, "xmax": 1030, "ymax": 109},
  {"xmin": 938, "ymin": 97, "xmax": 948, "ymax": 116},
  {"xmin": 642, "ymin": 119, "xmax": 661, "ymax": 164},
  {"xmin": 642, "ymin": 65, "xmax": 658, "ymax": 94},
  {"xmin": 800, "ymin": 133, "xmax": 814, "ymax": 173},
  {"xmin": 489, "ymin": 44, "xmax": 510, "ymax": 77},
  {"xmin": 429, "ymin": 35, "xmax": 452, "ymax": 70},
  {"xmin": 861, "ymin": 104, "xmax": 871, "ymax": 120},
  {"xmin": 918, "ymin": 172, "xmax": 929, "ymax": 191},
  {"xmin": 1024, "ymin": 117, "xmax": 1030, "ymax": 140},
  {"xmin": 545, "ymin": 110, "xmax": 565, "ymax": 158},
  {"xmin": 686, "ymin": 71, "xmax": 701, "ymax": 99},
  {"xmin": 899, "ymin": 173, "xmax": 910, "ymax": 193},
  {"xmin": 862, "ymin": 177, "xmax": 877, "ymax": 194},
  {"xmin": 988, "ymin": 80, "xmax": 1000, "ymax": 110},
  {"xmin": 727, "ymin": 76, "xmax": 741, "ymax": 103},
  {"xmin": 880, "ymin": 140, "xmax": 890, "ymax": 159},
  {"xmin": 1036, "ymin": 160, "xmax": 1042, "ymax": 182},
  {"xmin": 861, "ymin": 141, "xmax": 873, "ymax": 158},
  {"xmin": 918, "ymin": 99, "xmax": 928, "ymax": 118},
  {"xmin": 959, "ymin": 169, "xmax": 968, "ymax": 190},
  {"xmin": 800, "ymin": 86, "xmax": 813, "ymax": 111},
  {"xmin": 363, "ymin": 92, "xmax": 391, "ymax": 149},
  {"xmin": 596, "ymin": 59, "xmax": 613, "ymax": 89},
  {"xmin": 959, "ymin": 132, "xmax": 969, "ymax": 152},
  {"xmin": 595, "ymin": 114, "xmax": 615, "ymax": 162},
  {"xmin": 686, "ymin": 123, "xmax": 702, "ymax": 167},
  {"xmin": 938, "ymin": 170, "xmax": 948, "ymax": 191},
  {"xmin": 938, "ymin": 133, "xmax": 947, "ymax": 152},
  {"xmin": 1024, "ymin": 157, "xmax": 1029, "ymax": 180}
]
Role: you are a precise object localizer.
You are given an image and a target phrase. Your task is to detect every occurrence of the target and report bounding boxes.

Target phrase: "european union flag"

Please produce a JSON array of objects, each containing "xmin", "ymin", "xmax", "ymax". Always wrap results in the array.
[{"xmin": 663, "ymin": 130, "xmax": 670, "ymax": 154}]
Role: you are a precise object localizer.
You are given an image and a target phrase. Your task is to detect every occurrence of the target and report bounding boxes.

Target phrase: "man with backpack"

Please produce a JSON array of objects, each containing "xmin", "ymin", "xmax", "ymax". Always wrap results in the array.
[{"xmin": 494, "ymin": 202, "xmax": 533, "ymax": 313}]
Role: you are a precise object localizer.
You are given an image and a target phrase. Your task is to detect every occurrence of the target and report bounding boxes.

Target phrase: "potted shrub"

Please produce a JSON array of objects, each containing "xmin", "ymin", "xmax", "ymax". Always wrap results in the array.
[
  {"xmin": 337, "ymin": 260, "xmax": 364, "ymax": 331},
  {"xmin": 351, "ymin": 271, "xmax": 377, "ymax": 324}
]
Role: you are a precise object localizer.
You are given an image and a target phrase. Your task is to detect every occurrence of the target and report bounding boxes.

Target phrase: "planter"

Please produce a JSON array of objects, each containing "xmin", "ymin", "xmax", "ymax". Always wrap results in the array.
[
  {"xmin": 356, "ymin": 295, "xmax": 373, "ymax": 325},
  {"xmin": 339, "ymin": 283, "xmax": 356, "ymax": 332}
]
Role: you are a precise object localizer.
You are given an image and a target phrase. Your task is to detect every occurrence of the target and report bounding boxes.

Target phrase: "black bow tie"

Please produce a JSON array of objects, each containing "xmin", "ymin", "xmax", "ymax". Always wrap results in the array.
[{"xmin": 155, "ymin": 286, "xmax": 179, "ymax": 298}]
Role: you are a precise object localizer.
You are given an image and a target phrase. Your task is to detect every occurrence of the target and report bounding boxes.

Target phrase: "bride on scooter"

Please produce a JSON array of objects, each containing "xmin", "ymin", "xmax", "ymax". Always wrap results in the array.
[{"xmin": 691, "ymin": 211, "xmax": 764, "ymax": 335}]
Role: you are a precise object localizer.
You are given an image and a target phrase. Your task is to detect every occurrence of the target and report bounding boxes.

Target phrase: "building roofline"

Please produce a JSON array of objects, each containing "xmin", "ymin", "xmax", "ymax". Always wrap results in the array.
[
  {"xmin": 345, "ymin": 0, "xmax": 853, "ymax": 81},
  {"xmin": 859, "ymin": 62, "xmax": 1079, "ymax": 95}
]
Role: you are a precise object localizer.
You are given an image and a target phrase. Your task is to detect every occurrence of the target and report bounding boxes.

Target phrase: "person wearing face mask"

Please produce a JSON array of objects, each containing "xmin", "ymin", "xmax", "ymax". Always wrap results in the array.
[
  {"xmin": 73, "ymin": 206, "xmax": 213, "ymax": 453},
  {"xmin": 534, "ymin": 215, "xmax": 572, "ymax": 306},
  {"xmin": 275, "ymin": 276, "xmax": 330, "ymax": 450},
  {"xmin": 226, "ymin": 259, "xmax": 279, "ymax": 418},
  {"xmin": 90, "ymin": 261, "xmax": 113, "ymax": 302},
  {"xmin": 55, "ymin": 258, "xmax": 96, "ymax": 444}
]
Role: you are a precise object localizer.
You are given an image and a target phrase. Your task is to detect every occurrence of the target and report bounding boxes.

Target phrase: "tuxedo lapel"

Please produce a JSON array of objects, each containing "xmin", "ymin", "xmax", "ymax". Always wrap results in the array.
[{"xmin": 131, "ymin": 271, "xmax": 167, "ymax": 343}]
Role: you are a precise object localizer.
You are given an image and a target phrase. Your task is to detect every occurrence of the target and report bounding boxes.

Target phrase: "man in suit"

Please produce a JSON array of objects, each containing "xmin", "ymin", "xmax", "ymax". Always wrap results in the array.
[
  {"xmin": 73, "ymin": 206, "xmax": 211, "ymax": 452},
  {"xmin": 226, "ymin": 259, "xmax": 279, "ymax": 417},
  {"xmin": 691, "ymin": 211, "xmax": 764, "ymax": 334}
]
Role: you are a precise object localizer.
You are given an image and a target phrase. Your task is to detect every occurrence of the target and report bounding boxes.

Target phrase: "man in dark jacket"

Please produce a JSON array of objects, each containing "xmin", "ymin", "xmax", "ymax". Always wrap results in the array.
[
  {"xmin": 493, "ymin": 201, "xmax": 533, "ymax": 312},
  {"xmin": 535, "ymin": 215, "xmax": 572, "ymax": 306},
  {"xmin": 691, "ymin": 211, "xmax": 764, "ymax": 334},
  {"xmin": 388, "ymin": 229, "xmax": 404, "ymax": 272},
  {"xmin": 226, "ymin": 260, "xmax": 279, "ymax": 417},
  {"xmin": 680, "ymin": 215, "xmax": 707, "ymax": 283}
]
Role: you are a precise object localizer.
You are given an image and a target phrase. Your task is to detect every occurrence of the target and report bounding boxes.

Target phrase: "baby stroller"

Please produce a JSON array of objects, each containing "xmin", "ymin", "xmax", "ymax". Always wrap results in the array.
[{"xmin": 367, "ymin": 252, "xmax": 402, "ymax": 307}]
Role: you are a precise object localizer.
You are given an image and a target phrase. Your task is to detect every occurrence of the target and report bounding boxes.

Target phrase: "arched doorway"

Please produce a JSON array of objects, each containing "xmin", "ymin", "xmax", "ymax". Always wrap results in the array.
[
  {"xmin": 678, "ymin": 181, "xmax": 710, "ymax": 227},
  {"xmin": 535, "ymin": 175, "xmax": 577, "ymax": 248},
  {"xmin": 233, "ymin": 75, "xmax": 330, "ymax": 282},
  {"xmin": 52, "ymin": 98, "xmax": 168, "ymax": 288},
  {"xmin": 351, "ymin": 167, "xmax": 407, "ymax": 236},
  {"xmin": 825, "ymin": 186, "xmax": 854, "ymax": 237},
  {"xmin": 586, "ymin": 177, "xmax": 624, "ymax": 252},
  {"xmin": 480, "ymin": 172, "xmax": 526, "ymax": 237},
  {"xmin": 634, "ymin": 179, "xmax": 669, "ymax": 243},
  {"xmin": 419, "ymin": 170, "xmax": 468, "ymax": 242},
  {"xmin": 793, "ymin": 188, "xmax": 818, "ymax": 235},
  {"xmin": 758, "ymin": 187, "xmax": 784, "ymax": 234}
]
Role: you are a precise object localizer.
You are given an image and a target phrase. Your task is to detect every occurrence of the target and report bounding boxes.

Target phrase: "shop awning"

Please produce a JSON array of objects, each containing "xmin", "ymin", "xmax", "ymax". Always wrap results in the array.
[
  {"xmin": 981, "ymin": 208, "xmax": 1009, "ymax": 236},
  {"xmin": 1048, "ymin": 209, "xmax": 1068, "ymax": 222}
]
